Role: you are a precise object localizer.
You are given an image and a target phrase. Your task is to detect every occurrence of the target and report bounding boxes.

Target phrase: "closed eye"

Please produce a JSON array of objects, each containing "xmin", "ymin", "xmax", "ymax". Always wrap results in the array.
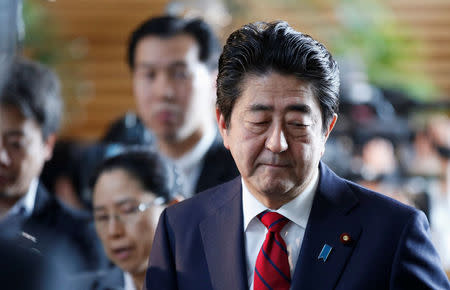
[
  {"xmin": 253, "ymin": 121, "xmax": 270, "ymax": 125},
  {"xmin": 288, "ymin": 122, "xmax": 308, "ymax": 128},
  {"xmin": 94, "ymin": 215, "xmax": 109, "ymax": 222}
]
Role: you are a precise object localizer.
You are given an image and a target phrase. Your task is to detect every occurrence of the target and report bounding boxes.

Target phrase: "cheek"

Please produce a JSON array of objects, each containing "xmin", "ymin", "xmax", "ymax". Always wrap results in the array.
[
  {"xmin": 134, "ymin": 81, "xmax": 151, "ymax": 104},
  {"xmin": 135, "ymin": 214, "xmax": 158, "ymax": 249}
]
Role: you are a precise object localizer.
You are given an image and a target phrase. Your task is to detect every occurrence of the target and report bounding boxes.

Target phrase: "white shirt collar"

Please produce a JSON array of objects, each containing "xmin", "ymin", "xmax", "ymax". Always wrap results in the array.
[
  {"xmin": 173, "ymin": 125, "xmax": 217, "ymax": 197},
  {"xmin": 123, "ymin": 272, "xmax": 136, "ymax": 290},
  {"xmin": 174, "ymin": 124, "xmax": 216, "ymax": 170},
  {"xmin": 7, "ymin": 178, "xmax": 38, "ymax": 218},
  {"xmin": 243, "ymin": 168, "xmax": 319, "ymax": 231}
]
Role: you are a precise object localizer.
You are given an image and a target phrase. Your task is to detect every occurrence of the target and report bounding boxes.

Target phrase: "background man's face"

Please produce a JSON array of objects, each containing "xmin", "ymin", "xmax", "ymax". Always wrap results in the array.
[
  {"xmin": 218, "ymin": 72, "xmax": 336, "ymax": 207},
  {"xmin": 0, "ymin": 105, "xmax": 54, "ymax": 197},
  {"xmin": 132, "ymin": 34, "xmax": 215, "ymax": 143}
]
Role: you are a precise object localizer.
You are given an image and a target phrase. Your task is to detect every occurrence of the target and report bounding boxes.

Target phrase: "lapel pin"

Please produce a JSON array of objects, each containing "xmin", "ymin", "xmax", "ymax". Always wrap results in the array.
[
  {"xmin": 318, "ymin": 243, "xmax": 333, "ymax": 262},
  {"xmin": 340, "ymin": 233, "xmax": 352, "ymax": 245}
]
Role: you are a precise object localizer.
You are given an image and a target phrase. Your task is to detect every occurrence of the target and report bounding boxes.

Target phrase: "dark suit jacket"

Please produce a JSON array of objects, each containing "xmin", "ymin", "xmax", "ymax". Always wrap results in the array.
[
  {"xmin": 145, "ymin": 162, "xmax": 450, "ymax": 290},
  {"xmin": 69, "ymin": 266, "xmax": 124, "ymax": 290},
  {"xmin": 1, "ymin": 183, "xmax": 107, "ymax": 273},
  {"xmin": 194, "ymin": 132, "xmax": 239, "ymax": 194},
  {"xmin": 101, "ymin": 113, "xmax": 239, "ymax": 195}
]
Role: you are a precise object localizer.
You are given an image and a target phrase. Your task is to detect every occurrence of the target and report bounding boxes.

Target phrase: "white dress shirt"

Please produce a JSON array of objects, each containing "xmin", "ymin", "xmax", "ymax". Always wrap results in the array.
[
  {"xmin": 243, "ymin": 169, "xmax": 318, "ymax": 289},
  {"xmin": 173, "ymin": 125, "xmax": 216, "ymax": 197},
  {"xmin": 1, "ymin": 178, "xmax": 38, "ymax": 220},
  {"xmin": 123, "ymin": 272, "xmax": 136, "ymax": 290}
]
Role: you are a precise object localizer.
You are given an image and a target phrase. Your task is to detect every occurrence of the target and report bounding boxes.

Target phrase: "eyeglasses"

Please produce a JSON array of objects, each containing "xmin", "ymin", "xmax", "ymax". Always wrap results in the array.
[{"xmin": 94, "ymin": 196, "xmax": 165, "ymax": 229}]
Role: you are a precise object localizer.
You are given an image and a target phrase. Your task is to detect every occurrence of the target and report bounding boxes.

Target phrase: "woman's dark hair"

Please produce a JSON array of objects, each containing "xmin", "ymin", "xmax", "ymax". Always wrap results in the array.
[
  {"xmin": 216, "ymin": 21, "xmax": 340, "ymax": 132},
  {"xmin": 90, "ymin": 147, "xmax": 173, "ymax": 202}
]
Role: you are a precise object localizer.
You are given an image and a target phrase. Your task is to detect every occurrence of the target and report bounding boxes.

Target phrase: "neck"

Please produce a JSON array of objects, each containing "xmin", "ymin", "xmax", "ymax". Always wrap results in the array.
[
  {"xmin": 158, "ymin": 128, "xmax": 204, "ymax": 159},
  {"xmin": 255, "ymin": 190, "xmax": 300, "ymax": 210},
  {"xmin": 0, "ymin": 194, "xmax": 22, "ymax": 217},
  {"xmin": 131, "ymin": 271, "xmax": 145, "ymax": 290}
]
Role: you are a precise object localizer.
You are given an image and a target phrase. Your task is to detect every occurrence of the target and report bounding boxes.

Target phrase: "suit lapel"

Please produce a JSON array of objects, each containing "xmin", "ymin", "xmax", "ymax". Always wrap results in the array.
[
  {"xmin": 195, "ymin": 132, "xmax": 239, "ymax": 193},
  {"xmin": 291, "ymin": 163, "xmax": 361, "ymax": 290},
  {"xmin": 96, "ymin": 267, "xmax": 124, "ymax": 290},
  {"xmin": 199, "ymin": 178, "xmax": 248, "ymax": 290}
]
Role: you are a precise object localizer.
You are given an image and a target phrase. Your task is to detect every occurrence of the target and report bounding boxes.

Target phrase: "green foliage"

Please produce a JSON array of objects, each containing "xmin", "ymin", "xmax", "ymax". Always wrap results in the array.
[
  {"xmin": 22, "ymin": 0, "xmax": 62, "ymax": 64},
  {"xmin": 328, "ymin": 0, "xmax": 437, "ymax": 100},
  {"xmin": 227, "ymin": 0, "xmax": 438, "ymax": 100}
]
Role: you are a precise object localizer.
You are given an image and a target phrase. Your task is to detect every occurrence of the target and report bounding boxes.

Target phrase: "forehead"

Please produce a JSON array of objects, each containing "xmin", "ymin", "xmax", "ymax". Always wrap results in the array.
[
  {"xmin": 0, "ymin": 105, "xmax": 40, "ymax": 135},
  {"xmin": 134, "ymin": 34, "xmax": 200, "ymax": 67},
  {"xmin": 236, "ymin": 72, "xmax": 320, "ymax": 112},
  {"xmin": 93, "ymin": 169, "xmax": 146, "ymax": 205}
]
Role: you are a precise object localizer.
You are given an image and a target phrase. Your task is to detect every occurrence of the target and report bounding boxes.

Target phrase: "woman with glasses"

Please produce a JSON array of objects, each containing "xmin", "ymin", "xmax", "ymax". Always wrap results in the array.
[{"xmin": 76, "ymin": 148, "xmax": 174, "ymax": 290}]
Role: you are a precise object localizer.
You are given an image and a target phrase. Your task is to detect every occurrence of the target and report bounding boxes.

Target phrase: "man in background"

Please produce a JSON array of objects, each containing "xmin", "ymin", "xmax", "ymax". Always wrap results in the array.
[
  {"xmin": 0, "ymin": 57, "xmax": 106, "ymax": 273},
  {"xmin": 102, "ymin": 15, "xmax": 238, "ymax": 197}
]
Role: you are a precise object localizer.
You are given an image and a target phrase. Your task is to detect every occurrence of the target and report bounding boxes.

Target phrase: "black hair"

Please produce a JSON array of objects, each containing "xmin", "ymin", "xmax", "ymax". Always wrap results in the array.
[
  {"xmin": 89, "ymin": 147, "xmax": 172, "ymax": 203},
  {"xmin": 0, "ymin": 57, "xmax": 62, "ymax": 140},
  {"xmin": 216, "ymin": 21, "xmax": 340, "ymax": 131},
  {"xmin": 127, "ymin": 15, "xmax": 221, "ymax": 71}
]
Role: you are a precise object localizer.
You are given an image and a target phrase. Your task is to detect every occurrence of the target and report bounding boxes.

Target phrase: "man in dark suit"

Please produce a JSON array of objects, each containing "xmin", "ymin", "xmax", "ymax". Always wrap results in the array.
[
  {"xmin": 0, "ymin": 58, "xmax": 106, "ymax": 274},
  {"xmin": 145, "ymin": 21, "xmax": 450, "ymax": 289},
  {"xmin": 102, "ymin": 15, "xmax": 238, "ymax": 197}
]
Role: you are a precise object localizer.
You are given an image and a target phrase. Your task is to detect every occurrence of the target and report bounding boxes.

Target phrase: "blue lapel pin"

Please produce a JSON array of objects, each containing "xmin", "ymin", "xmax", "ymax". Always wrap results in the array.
[{"xmin": 318, "ymin": 243, "xmax": 333, "ymax": 262}]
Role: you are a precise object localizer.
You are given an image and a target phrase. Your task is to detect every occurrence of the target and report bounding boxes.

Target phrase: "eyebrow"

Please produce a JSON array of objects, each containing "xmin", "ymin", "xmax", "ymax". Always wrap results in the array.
[
  {"xmin": 93, "ymin": 198, "xmax": 137, "ymax": 212},
  {"xmin": 135, "ymin": 61, "xmax": 187, "ymax": 70},
  {"xmin": 286, "ymin": 104, "xmax": 312, "ymax": 114},
  {"xmin": 93, "ymin": 205, "xmax": 105, "ymax": 212},
  {"xmin": 248, "ymin": 103, "xmax": 312, "ymax": 114},
  {"xmin": 4, "ymin": 130, "xmax": 24, "ymax": 138}
]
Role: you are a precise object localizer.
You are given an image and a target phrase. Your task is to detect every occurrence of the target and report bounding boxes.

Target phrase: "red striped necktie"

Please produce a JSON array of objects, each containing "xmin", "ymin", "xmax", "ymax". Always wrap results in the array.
[{"xmin": 254, "ymin": 211, "xmax": 291, "ymax": 290}]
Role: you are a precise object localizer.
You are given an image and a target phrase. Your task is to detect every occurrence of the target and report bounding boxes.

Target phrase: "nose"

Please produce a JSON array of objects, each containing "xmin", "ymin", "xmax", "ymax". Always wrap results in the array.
[
  {"xmin": 265, "ymin": 124, "xmax": 288, "ymax": 153},
  {"xmin": 0, "ymin": 144, "xmax": 11, "ymax": 166},
  {"xmin": 154, "ymin": 73, "xmax": 175, "ymax": 101},
  {"xmin": 107, "ymin": 215, "xmax": 125, "ymax": 238}
]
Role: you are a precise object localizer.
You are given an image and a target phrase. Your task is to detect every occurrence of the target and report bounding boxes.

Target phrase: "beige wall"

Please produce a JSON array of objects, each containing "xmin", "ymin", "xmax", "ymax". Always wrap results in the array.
[
  {"xmin": 40, "ymin": 0, "xmax": 168, "ymax": 140},
  {"xmin": 40, "ymin": 0, "xmax": 449, "ymax": 141}
]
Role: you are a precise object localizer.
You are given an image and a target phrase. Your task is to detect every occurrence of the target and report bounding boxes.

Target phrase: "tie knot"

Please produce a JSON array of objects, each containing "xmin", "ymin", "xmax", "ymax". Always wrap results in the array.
[{"xmin": 258, "ymin": 211, "xmax": 289, "ymax": 233}]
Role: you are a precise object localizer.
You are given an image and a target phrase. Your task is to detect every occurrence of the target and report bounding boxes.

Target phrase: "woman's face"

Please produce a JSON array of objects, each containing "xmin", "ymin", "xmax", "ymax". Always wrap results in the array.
[{"xmin": 93, "ymin": 168, "xmax": 165, "ymax": 274}]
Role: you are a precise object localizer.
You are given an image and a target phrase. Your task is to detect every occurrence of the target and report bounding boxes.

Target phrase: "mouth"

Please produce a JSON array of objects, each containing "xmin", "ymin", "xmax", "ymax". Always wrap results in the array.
[
  {"xmin": 155, "ymin": 110, "xmax": 177, "ymax": 123},
  {"xmin": 110, "ymin": 246, "xmax": 134, "ymax": 261},
  {"xmin": 0, "ymin": 175, "xmax": 10, "ymax": 186},
  {"xmin": 261, "ymin": 163, "xmax": 291, "ymax": 168}
]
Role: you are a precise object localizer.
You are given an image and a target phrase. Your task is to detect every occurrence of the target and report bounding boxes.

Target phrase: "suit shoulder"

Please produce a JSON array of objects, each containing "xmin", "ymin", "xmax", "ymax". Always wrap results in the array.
[{"xmin": 166, "ymin": 177, "xmax": 241, "ymax": 223}]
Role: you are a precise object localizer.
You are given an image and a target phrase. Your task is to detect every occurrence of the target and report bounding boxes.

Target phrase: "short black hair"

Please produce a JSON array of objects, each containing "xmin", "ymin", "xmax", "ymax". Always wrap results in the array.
[
  {"xmin": 90, "ymin": 147, "xmax": 172, "ymax": 203},
  {"xmin": 0, "ymin": 57, "xmax": 63, "ymax": 140},
  {"xmin": 127, "ymin": 15, "xmax": 221, "ymax": 71},
  {"xmin": 216, "ymin": 21, "xmax": 340, "ymax": 131}
]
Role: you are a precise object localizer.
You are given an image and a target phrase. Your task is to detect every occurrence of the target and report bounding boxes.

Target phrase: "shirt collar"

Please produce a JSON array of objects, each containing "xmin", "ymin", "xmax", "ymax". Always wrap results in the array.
[
  {"xmin": 123, "ymin": 272, "xmax": 136, "ymax": 290},
  {"xmin": 8, "ymin": 178, "xmax": 38, "ymax": 218},
  {"xmin": 242, "ymin": 167, "xmax": 319, "ymax": 231},
  {"xmin": 173, "ymin": 125, "xmax": 216, "ymax": 171}
]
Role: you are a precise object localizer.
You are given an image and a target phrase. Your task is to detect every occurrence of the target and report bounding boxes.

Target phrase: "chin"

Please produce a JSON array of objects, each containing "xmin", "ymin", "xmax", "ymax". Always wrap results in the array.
[{"xmin": 260, "ymin": 181, "xmax": 295, "ymax": 197}]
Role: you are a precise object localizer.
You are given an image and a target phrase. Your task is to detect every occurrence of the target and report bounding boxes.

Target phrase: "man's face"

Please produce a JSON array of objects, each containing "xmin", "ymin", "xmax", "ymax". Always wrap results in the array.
[
  {"xmin": 217, "ymin": 72, "xmax": 336, "ymax": 208},
  {"xmin": 132, "ymin": 34, "xmax": 215, "ymax": 142},
  {"xmin": 0, "ymin": 105, "xmax": 54, "ymax": 197}
]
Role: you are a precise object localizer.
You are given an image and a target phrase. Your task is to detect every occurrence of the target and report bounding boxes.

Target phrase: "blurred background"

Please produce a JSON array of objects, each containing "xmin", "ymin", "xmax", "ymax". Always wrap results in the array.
[
  {"xmin": 5, "ymin": 0, "xmax": 450, "ymax": 273},
  {"xmin": 19, "ymin": 0, "xmax": 449, "ymax": 140}
]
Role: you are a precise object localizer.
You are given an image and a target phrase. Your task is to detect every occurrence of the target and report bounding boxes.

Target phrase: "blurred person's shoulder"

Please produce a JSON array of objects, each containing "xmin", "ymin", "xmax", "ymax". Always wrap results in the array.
[
  {"xmin": 165, "ymin": 177, "xmax": 241, "ymax": 225},
  {"xmin": 68, "ymin": 266, "xmax": 123, "ymax": 290}
]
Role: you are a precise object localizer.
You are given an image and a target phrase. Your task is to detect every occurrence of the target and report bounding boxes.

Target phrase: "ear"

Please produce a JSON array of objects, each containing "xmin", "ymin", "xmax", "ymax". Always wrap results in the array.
[
  {"xmin": 43, "ymin": 134, "xmax": 57, "ymax": 162},
  {"xmin": 324, "ymin": 114, "xmax": 338, "ymax": 141},
  {"xmin": 210, "ymin": 69, "xmax": 218, "ymax": 90},
  {"xmin": 216, "ymin": 107, "xmax": 230, "ymax": 150}
]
